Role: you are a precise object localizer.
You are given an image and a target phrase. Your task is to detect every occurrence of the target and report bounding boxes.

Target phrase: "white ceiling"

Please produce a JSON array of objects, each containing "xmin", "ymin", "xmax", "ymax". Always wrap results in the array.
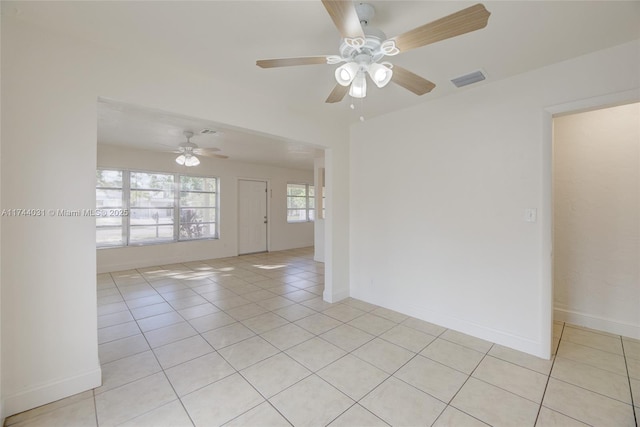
[{"xmin": 5, "ymin": 1, "xmax": 639, "ymax": 170}]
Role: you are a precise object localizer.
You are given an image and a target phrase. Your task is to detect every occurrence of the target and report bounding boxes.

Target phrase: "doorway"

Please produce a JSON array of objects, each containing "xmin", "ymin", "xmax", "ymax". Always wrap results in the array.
[
  {"xmin": 551, "ymin": 102, "xmax": 639, "ymax": 339},
  {"xmin": 238, "ymin": 179, "xmax": 268, "ymax": 255}
]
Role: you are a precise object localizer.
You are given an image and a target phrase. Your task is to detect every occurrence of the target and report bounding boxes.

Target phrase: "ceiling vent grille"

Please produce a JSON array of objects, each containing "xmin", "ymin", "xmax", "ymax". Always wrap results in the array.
[{"xmin": 451, "ymin": 70, "xmax": 486, "ymax": 88}]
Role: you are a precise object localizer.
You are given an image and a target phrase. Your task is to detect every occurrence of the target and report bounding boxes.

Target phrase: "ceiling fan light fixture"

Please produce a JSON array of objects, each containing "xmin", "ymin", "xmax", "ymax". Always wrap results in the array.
[
  {"xmin": 175, "ymin": 154, "xmax": 186, "ymax": 166},
  {"xmin": 335, "ymin": 62, "xmax": 360, "ymax": 86},
  {"xmin": 184, "ymin": 155, "xmax": 200, "ymax": 167},
  {"xmin": 349, "ymin": 72, "xmax": 367, "ymax": 98},
  {"xmin": 368, "ymin": 62, "xmax": 393, "ymax": 88}
]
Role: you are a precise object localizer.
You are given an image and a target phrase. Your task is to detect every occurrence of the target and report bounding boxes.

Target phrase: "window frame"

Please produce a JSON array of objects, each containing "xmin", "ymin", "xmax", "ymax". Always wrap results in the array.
[
  {"xmin": 286, "ymin": 182, "xmax": 315, "ymax": 223},
  {"xmin": 96, "ymin": 168, "xmax": 219, "ymax": 248}
]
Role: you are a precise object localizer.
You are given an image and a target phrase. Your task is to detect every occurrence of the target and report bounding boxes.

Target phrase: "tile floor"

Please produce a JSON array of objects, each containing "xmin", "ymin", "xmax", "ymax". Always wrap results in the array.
[{"xmin": 5, "ymin": 247, "xmax": 639, "ymax": 426}]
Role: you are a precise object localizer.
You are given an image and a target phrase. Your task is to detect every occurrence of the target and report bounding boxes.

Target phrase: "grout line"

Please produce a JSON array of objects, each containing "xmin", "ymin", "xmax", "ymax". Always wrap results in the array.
[
  {"xmin": 533, "ymin": 321, "xmax": 564, "ymax": 425},
  {"xmin": 621, "ymin": 337, "xmax": 638, "ymax": 427}
]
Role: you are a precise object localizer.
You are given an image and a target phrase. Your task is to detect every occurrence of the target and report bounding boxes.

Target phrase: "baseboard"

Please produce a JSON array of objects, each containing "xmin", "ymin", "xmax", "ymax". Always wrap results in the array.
[
  {"xmin": 554, "ymin": 307, "xmax": 640, "ymax": 339},
  {"xmin": 3, "ymin": 367, "xmax": 101, "ymax": 418},
  {"xmin": 324, "ymin": 288, "xmax": 349, "ymax": 304}
]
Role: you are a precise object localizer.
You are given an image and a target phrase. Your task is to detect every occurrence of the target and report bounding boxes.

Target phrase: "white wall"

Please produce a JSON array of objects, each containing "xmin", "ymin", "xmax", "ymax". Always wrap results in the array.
[
  {"xmin": 314, "ymin": 157, "xmax": 325, "ymax": 263},
  {"xmin": 350, "ymin": 40, "xmax": 640, "ymax": 358},
  {"xmin": 1, "ymin": 18, "xmax": 349, "ymax": 417},
  {"xmin": 553, "ymin": 103, "xmax": 639, "ymax": 338},
  {"xmin": 97, "ymin": 144, "xmax": 314, "ymax": 273}
]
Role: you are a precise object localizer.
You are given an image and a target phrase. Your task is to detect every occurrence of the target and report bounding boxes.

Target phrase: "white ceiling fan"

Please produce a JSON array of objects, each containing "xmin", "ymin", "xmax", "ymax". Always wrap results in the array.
[
  {"xmin": 257, "ymin": 1, "xmax": 491, "ymax": 102},
  {"xmin": 168, "ymin": 131, "xmax": 228, "ymax": 167}
]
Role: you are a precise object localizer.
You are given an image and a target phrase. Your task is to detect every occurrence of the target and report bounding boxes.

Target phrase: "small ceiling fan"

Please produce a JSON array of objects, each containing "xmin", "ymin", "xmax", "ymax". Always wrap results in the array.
[
  {"xmin": 257, "ymin": 1, "xmax": 490, "ymax": 103},
  {"xmin": 168, "ymin": 131, "xmax": 228, "ymax": 167}
]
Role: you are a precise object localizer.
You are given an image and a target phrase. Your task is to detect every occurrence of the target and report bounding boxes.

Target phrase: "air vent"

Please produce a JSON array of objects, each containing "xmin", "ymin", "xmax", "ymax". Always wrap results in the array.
[
  {"xmin": 451, "ymin": 70, "xmax": 486, "ymax": 88},
  {"xmin": 200, "ymin": 128, "xmax": 218, "ymax": 135}
]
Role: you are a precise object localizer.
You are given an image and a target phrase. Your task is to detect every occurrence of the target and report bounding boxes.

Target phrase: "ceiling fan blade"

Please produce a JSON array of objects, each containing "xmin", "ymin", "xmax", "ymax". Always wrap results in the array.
[
  {"xmin": 391, "ymin": 3, "xmax": 490, "ymax": 53},
  {"xmin": 325, "ymin": 84, "xmax": 349, "ymax": 103},
  {"xmin": 256, "ymin": 57, "xmax": 328, "ymax": 68},
  {"xmin": 193, "ymin": 147, "xmax": 221, "ymax": 155},
  {"xmin": 213, "ymin": 154, "xmax": 229, "ymax": 159},
  {"xmin": 391, "ymin": 66, "xmax": 436, "ymax": 96},
  {"xmin": 321, "ymin": 0, "xmax": 365, "ymax": 40}
]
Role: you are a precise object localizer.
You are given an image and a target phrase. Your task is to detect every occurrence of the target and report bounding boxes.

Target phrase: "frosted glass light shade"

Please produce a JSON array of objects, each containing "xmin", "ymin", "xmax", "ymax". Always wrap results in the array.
[
  {"xmin": 368, "ymin": 63, "xmax": 393, "ymax": 88},
  {"xmin": 335, "ymin": 62, "xmax": 359, "ymax": 86},
  {"xmin": 185, "ymin": 155, "xmax": 200, "ymax": 167},
  {"xmin": 349, "ymin": 72, "xmax": 367, "ymax": 98},
  {"xmin": 175, "ymin": 154, "xmax": 186, "ymax": 165}
]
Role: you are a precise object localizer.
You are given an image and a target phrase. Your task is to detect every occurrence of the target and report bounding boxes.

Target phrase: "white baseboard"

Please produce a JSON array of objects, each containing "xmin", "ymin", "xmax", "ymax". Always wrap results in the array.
[
  {"xmin": 554, "ymin": 307, "xmax": 640, "ymax": 339},
  {"xmin": 3, "ymin": 367, "xmax": 102, "ymax": 418},
  {"xmin": 324, "ymin": 288, "xmax": 349, "ymax": 304}
]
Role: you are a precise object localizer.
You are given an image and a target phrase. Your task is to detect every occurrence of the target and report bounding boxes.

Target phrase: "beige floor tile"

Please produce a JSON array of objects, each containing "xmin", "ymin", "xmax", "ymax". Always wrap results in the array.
[
  {"xmin": 432, "ymin": 406, "xmax": 489, "ymax": 427},
  {"xmin": 557, "ymin": 340, "xmax": 627, "ymax": 375},
  {"xmin": 294, "ymin": 313, "xmax": 342, "ymax": 335},
  {"xmin": 260, "ymin": 323, "xmax": 314, "ymax": 351},
  {"xmin": 473, "ymin": 355, "xmax": 548, "ymax": 403},
  {"xmin": 441, "ymin": 329, "xmax": 493, "ymax": 353},
  {"xmin": 370, "ymin": 307, "xmax": 408, "ymax": 323},
  {"xmin": 348, "ymin": 313, "xmax": 396, "ymax": 336},
  {"xmin": 137, "ymin": 311, "xmax": 184, "ymax": 332},
  {"xmin": 224, "ymin": 401, "xmax": 291, "ymax": 427},
  {"xmin": 182, "ymin": 373, "xmax": 264, "ymax": 426},
  {"xmin": 98, "ymin": 293, "xmax": 124, "ymax": 306},
  {"xmin": 360, "ymin": 376, "xmax": 445, "ymax": 426},
  {"xmin": 119, "ymin": 400, "xmax": 193, "ymax": 427},
  {"xmin": 98, "ymin": 321, "xmax": 141, "ymax": 344},
  {"xmin": 226, "ymin": 303, "xmax": 269, "ymax": 321},
  {"xmin": 98, "ymin": 310, "xmax": 135, "ymax": 329},
  {"xmin": 242, "ymin": 289, "xmax": 278, "ymax": 303},
  {"xmin": 401, "ymin": 317, "xmax": 447, "ymax": 336},
  {"xmin": 143, "ymin": 321, "xmax": 198, "ymax": 348},
  {"xmin": 269, "ymin": 375, "xmax": 354, "ymax": 427},
  {"xmin": 241, "ymin": 312, "xmax": 290, "ymax": 334},
  {"xmin": 321, "ymin": 324, "xmax": 375, "ymax": 352},
  {"xmin": 177, "ymin": 302, "xmax": 219, "ymax": 320},
  {"xmin": 328, "ymin": 404, "xmax": 388, "ymax": 426},
  {"xmin": 630, "ymin": 378, "xmax": 639, "ymax": 407},
  {"xmin": 489, "ymin": 344, "xmax": 553, "ymax": 375},
  {"xmin": 535, "ymin": 407, "xmax": 590, "ymax": 426},
  {"xmin": 95, "ymin": 372, "xmax": 177, "ymax": 427},
  {"xmin": 96, "ymin": 350, "xmax": 161, "ymax": 395},
  {"xmin": 202, "ymin": 322, "xmax": 255, "ymax": 349},
  {"xmin": 380, "ymin": 324, "xmax": 436, "ymax": 352},
  {"xmin": 626, "ymin": 357, "xmax": 640, "ymax": 379},
  {"xmin": 421, "ymin": 338, "xmax": 484, "ymax": 374},
  {"xmin": 395, "ymin": 355, "xmax": 468, "ymax": 403},
  {"xmin": 322, "ymin": 304, "xmax": 366, "ymax": 322},
  {"xmin": 451, "ymin": 377, "xmax": 539, "ymax": 427},
  {"xmin": 283, "ymin": 289, "xmax": 318, "ymax": 303},
  {"xmin": 273, "ymin": 304, "xmax": 316, "ymax": 322},
  {"xmin": 318, "ymin": 354, "xmax": 389, "ymax": 400},
  {"xmin": 124, "ymin": 294, "xmax": 166, "ymax": 310},
  {"xmin": 6, "ymin": 392, "xmax": 95, "ymax": 427},
  {"xmin": 187, "ymin": 311, "xmax": 235, "ymax": 333},
  {"xmin": 218, "ymin": 336, "xmax": 280, "ymax": 370},
  {"xmin": 300, "ymin": 297, "xmax": 334, "ymax": 312},
  {"xmin": 98, "ymin": 301, "xmax": 129, "ymax": 316},
  {"xmin": 257, "ymin": 295, "xmax": 296, "ymax": 311},
  {"xmin": 152, "ymin": 335, "xmax": 214, "ymax": 369},
  {"xmin": 10, "ymin": 398, "xmax": 97, "ymax": 427},
  {"xmin": 551, "ymin": 356, "xmax": 632, "ymax": 403},
  {"xmin": 99, "ymin": 334, "xmax": 150, "ymax": 364},
  {"xmin": 623, "ymin": 338, "xmax": 640, "ymax": 360},
  {"xmin": 352, "ymin": 338, "xmax": 414, "ymax": 374},
  {"xmin": 164, "ymin": 352, "xmax": 235, "ymax": 397},
  {"xmin": 240, "ymin": 353, "xmax": 311, "ymax": 398},
  {"xmin": 211, "ymin": 295, "xmax": 252, "ymax": 311},
  {"xmin": 562, "ymin": 326, "xmax": 623, "ymax": 355},
  {"xmin": 542, "ymin": 378, "xmax": 635, "ymax": 426},
  {"xmin": 340, "ymin": 298, "xmax": 378, "ymax": 312},
  {"xmin": 285, "ymin": 337, "xmax": 347, "ymax": 371},
  {"xmin": 168, "ymin": 294, "xmax": 208, "ymax": 310}
]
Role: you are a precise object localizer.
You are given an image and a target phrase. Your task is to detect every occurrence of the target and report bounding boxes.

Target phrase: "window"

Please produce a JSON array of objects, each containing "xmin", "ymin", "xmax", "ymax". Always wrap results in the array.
[
  {"xmin": 96, "ymin": 169, "xmax": 218, "ymax": 248},
  {"xmin": 179, "ymin": 176, "xmax": 217, "ymax": 240},
  {"xmin": 287, "ymin": 183, "xmax": 314, "ymax": 222},
  {"xmin": 96, "ymin": 170, "xmax": 124, "ymax": 247}
]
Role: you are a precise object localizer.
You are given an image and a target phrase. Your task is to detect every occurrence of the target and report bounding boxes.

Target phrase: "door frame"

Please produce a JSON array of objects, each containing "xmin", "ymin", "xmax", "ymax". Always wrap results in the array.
[
  {"xmin": 237, "ymin": 178, "xmax": 270, "ymax": 255},
  {"xmin": 541, "ymin": 89, "xmax": 639, "ymax": 358}
]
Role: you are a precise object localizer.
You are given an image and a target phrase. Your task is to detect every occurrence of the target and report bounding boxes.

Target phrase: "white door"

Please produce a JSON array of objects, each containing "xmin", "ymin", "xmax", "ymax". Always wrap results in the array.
[{"xmin": 238, "ymin": 179, "xmax": 268, "ymax": 254}]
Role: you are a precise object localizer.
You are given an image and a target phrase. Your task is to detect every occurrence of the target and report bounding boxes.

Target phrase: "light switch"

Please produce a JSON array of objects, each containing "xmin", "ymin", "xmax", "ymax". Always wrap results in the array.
[{"xmin": 525, "ymin": 208, "xmax": 537, "ymax": 223}]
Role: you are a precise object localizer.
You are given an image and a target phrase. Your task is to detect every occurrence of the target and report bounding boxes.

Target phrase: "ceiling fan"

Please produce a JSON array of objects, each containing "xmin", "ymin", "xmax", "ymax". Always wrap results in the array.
[
  {"xmin": 257, "ymin": 1, "xmax": 490, "ymax": 103},
  {"xmin": 169, "ymin": 131, "xmax": 228, "ymax": 167}
]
